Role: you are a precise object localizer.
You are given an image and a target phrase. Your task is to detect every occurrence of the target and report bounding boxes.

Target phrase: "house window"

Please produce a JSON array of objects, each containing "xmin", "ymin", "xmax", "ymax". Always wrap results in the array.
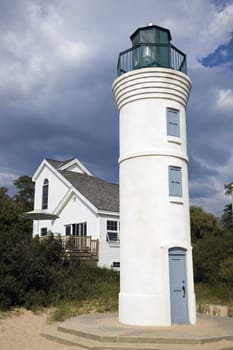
[
  {"xmin": 42, "ymin": 178, "xmax": 49, "ymax": 209},
  {"xmin": 65, "ymin": 222, "xmax": 87, "ymax": 236},
  {"xmin": 112, "ymin": 262, "xmax": 120, "ymax": 268},
  {"xmin": 41, "ymin": 227, "xmax": 47, "ymax": 236},
  {"xmin": 65, "ymin": 225, "xmax": 71, "ymax": 236},
  {"xmin": 106, "ymin": 220, "xmax": 119, "ymax": 242},
  {"xmin": 73, "ymin": 222, "xmax": 87, "ymax": 236},
  {"xmin": 169, "ymin": 166, "xmax": 182, "ymax": 197},
  {"xmin": 167, "ymin": 108, "xmax": 180, "ymax": 137}
]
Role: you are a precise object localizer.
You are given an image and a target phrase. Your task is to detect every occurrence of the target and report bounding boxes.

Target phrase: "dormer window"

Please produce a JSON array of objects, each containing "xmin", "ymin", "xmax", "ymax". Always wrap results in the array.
[{"xmin": 42, "ymin": 178, "xmax": 49, "ymax": 209}]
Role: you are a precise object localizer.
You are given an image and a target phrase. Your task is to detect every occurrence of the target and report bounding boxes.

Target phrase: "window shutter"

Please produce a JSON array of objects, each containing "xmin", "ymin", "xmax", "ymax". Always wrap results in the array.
[
  {"xmin": 167, "ymin": 109, "xmax": 180, "ymax": 137},
  {"xmin": 169, "ymin": 166, "xmax": 182, "ymax": 197}
]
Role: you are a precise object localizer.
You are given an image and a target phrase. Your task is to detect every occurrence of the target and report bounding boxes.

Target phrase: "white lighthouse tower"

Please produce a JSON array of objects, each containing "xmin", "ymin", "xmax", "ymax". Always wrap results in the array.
[{"xmin": 112, "ymin": 24, "xmax": 196, "ymax": 326}]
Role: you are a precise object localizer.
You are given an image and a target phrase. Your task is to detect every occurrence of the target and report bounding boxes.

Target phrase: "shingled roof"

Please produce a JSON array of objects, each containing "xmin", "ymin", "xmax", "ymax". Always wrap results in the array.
[
  {"xmin": 46, "ymin": 159, "xmax": 119, "ymax": 212},
  {"xmin": 45, "ymin": 158, "xmax": 75, "ymax": 169}
]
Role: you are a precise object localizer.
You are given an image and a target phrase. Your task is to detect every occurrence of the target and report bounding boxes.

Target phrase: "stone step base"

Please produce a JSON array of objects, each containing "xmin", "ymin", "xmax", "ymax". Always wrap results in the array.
[{"xmin": 41, "ymin": 326, "xmax": 233, "ymax": 350}]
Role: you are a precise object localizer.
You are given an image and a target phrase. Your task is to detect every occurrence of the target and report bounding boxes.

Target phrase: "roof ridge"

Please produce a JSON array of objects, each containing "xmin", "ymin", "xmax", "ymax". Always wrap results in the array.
[
  {"xmin": 46, "ymin": 158, "xmax": 76, "ymax": 169},
  {"xmin": 58, "ymin": 157, "xmax": 76, "ymax": 167}
]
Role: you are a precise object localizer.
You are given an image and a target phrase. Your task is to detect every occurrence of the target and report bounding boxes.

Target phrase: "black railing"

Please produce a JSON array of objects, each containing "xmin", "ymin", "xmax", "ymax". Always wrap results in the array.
[{"xmin": 117, "ymin": 43, "xmax": 187, "ymax": 76}]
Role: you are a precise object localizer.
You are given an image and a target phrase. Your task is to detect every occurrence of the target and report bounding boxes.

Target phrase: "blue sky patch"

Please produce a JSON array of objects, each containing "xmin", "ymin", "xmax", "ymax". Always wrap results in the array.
[{"xmin": 201, "ymin": 32, "xmax": 233, "ymax": 68}]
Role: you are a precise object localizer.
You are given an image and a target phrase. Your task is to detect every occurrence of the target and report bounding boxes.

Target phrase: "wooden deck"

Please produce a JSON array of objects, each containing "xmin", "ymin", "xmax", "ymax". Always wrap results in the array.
[
  {"xmin": 40, "ymin": 235, "xmax": 99, "ymax": 261},
  {"xmin": 62, "ymin": 236, "xmax": 99, "ymax": 260}
]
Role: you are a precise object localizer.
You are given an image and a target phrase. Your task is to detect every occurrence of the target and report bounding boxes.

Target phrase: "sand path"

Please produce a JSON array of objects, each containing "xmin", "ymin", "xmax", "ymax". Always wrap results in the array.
[{"xmin": 0, "ymin": 309, "xmax": 82, "ymax": 350}]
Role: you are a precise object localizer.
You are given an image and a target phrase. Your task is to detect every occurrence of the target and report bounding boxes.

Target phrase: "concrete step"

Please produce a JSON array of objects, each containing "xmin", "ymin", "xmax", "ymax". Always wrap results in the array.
[
  {"xmin": 41, "ymin": 326, "xmax": 233, "ymax": 350},
  {"xmin": 41, "ymin": 313, "xmax": 233, "ymax": 350},
  {"xmin": 58, "ymin": 324, "xmax": 233, "ymax": 345}
]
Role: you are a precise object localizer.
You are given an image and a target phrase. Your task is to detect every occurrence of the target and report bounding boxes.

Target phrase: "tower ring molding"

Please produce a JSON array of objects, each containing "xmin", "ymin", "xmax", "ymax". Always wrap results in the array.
[
  {"xmin": 112, "ymin": 68, "xmax": 192, "ymax": 110},
  {"xmin": 119, "ymin": 150, "xmax": 189, "ymax": 165}
]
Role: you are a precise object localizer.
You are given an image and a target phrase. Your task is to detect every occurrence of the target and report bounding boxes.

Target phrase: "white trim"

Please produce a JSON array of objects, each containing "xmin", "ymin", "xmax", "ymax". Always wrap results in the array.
[
  {"xmin": 53, "ymin": 186, "xmax": 97, "ymax": 216},
  {"xmin": 160, "ymin": 241, "xmax": 192, "ymax": 250},
  {"xmin": 53, "ymin": 188, "xmax": 74, "ymax": 216},
  {"xmin": 32, "ymin": 159, "xmax": 72, "ymax": 189},
  {"xmin": 112, "ymin": 67, "xmax": 192, "ymax": 111},
  {"xmin": 169, "ymin": 197, "xmax": 184, "ymax": 204},
  {"xmin": 167, "ymin": 136, "xmax": 182, "ymax": 145},
  {"xmin": 97, "ymin": 210, "xmax": 119, "ymax": 216},
  {"xmin": 58, "ymin": 158, "xmax": 93, "ymax": 176},
  {"xmin": 119, "ymin": 150, "xmax": 188, "ymax": 164}
]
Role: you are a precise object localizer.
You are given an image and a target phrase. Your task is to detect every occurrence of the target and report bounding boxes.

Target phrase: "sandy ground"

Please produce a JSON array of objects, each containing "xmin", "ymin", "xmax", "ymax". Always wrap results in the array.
[
  {"xmin": 0, "ymin": 309, "xmax": 82, "ymax": 350},
  {"xmin": 1, "ymin": 309, "xmax": 232, "ymax": 350}
]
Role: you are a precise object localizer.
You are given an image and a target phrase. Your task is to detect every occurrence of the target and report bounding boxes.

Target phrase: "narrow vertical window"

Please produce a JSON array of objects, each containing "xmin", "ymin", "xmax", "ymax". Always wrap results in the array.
[
  {"xmin": 169, "ymin": 166, "xmax": 182, "ymax": 197},
  {"xmin": 42, "ymin": 178, "xmax": 49, "ymax": 209},
  {"xmin": 65, "ymin": 225, "xmax": 71, "ymax": 236},
  {"xmin": 167, "ymin": 108, "xmax": 180, "ymax": 137}
]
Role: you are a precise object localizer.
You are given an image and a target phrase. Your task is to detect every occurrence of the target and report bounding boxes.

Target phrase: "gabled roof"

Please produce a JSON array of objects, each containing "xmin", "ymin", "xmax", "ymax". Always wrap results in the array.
[
  {"xmin": 46, "ymin": 158, "xmax": 119, "ymax": 213},
  {"xmin": 46, "ymin": 158, "xmax": 93, "ymax": 175},
  {"xmin": 45, "ymin": 159, "xmax": 64, "ymax": 168},
  {"xmin": 60, "ymin": 170, "xmax": 119, "ymax": 212}
]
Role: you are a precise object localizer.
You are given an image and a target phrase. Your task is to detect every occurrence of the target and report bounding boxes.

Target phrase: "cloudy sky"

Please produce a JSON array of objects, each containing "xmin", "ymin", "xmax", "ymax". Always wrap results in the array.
[{"xmin": 0, "ymin": 0, "xmax": 232, "ymax": 215}]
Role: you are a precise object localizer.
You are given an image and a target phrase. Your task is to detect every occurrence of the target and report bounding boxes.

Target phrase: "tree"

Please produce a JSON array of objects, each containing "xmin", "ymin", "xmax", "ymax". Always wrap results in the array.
[
  {"xmin": 190, "ymin": 206, "xmax": 222, "ymax": 243},
  {"xmin": 0, "ymin": 178, "xmax": 66, "ymax": 310},
  {"xmin": 224, "ymin": 182, "xmax": 233, "ymax": 196},
  {"xmin": 193, "ymin": 229, "xmax": 233, "ymax": 286},
  {"xmin": 221, "ymin": 203, "xmax": 233, "ymax": 229},
  {"xmin": 13, "ymin": 176, "xmax": 34, "ymax": 210},
  {"xmin": 0, "ymin": 178, "xmax": 34, "ymax": 250},
  {"xmin": 221, "ymin": 183, "xmax": 233, "ymax": 229},
  {"xmin": 0, "ymin": 187, "xmax": 20, "ymax": 234},
  {"xmin": 190, "ymin": 205, "xmax": 233, "ymax": 286}
]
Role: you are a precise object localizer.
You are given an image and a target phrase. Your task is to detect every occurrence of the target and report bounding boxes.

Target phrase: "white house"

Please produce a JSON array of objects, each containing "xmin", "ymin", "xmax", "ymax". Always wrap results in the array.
[{"xmin": 28, "ymin": 157, "xmax": 120, "ymax": 269}]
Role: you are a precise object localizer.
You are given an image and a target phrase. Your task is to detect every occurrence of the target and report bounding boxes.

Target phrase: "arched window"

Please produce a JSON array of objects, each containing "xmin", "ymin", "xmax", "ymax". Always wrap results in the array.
[{"xmin": 42, "ymin": 178, "xmax": 49, "ymax": 209}]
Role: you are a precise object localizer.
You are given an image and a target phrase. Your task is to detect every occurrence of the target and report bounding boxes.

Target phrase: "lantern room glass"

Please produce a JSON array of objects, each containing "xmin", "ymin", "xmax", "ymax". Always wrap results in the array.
[{"xmin": 131, "ymin": 25, "xmax": 170, "ymax": 69}]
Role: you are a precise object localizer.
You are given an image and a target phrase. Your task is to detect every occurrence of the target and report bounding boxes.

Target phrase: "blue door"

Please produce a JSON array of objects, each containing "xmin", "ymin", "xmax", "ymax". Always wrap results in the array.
[{"xmin": 169, "ymin": 248, "xmax": 188, "ymax": 324}]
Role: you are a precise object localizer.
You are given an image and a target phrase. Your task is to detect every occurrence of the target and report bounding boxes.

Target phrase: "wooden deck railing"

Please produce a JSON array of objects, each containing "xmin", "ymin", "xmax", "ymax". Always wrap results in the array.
[
  {"xmin": 40, "ymin": 235, "xmax": 99, "ymax": 260},
  {"xmin": 62, "ymin": 236, "xmax": 98, "ymax": 257}
]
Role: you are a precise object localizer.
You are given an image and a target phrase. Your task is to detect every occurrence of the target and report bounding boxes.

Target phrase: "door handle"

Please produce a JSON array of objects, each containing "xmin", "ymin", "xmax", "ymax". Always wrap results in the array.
[{"xmin": 182, "ymin": 286, "xmax": 185, "ymax": 298}]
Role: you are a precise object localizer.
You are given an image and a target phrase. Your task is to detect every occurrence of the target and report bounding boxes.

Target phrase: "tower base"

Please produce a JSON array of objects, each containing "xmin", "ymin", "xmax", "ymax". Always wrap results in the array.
[
  {"xmin": 119, "ymin": 291, "xmax": 196, "ymax": 326},
  {"xmin": 119, "ymin": 292, "xmax": 171, "ymax": 326}
]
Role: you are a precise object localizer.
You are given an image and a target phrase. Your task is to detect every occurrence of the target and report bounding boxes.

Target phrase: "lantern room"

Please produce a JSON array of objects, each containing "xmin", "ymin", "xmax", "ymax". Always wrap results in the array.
[
  {"xmin": 130, "ymin": 23, "xmax": 171, "ymax": 69},
  {"xmin": 117, "ymin": 23, "xmax": 187, "ymax": 76}
]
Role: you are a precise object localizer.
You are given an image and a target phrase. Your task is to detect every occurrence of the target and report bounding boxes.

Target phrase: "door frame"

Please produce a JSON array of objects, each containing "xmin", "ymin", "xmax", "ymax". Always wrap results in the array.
[{"xmin": 168, "ymin": 247, "xmax": 189, "ymax": 324}]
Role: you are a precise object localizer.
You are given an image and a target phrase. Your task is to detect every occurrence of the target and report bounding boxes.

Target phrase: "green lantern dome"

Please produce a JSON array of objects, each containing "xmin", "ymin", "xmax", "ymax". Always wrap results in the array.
[{"xmin": 117, "ymin": 23, "xmax": 187, "ymax": 76}]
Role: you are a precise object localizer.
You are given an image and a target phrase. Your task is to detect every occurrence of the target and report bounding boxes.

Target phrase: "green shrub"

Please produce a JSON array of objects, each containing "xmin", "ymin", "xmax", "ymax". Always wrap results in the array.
[
  {"xmin": 195, "ymin": 283, "xmax": 233, "ymax": 305},
  {"xmin": 0, "ymin": 231, "xmax": 120, "ymax": 314}
]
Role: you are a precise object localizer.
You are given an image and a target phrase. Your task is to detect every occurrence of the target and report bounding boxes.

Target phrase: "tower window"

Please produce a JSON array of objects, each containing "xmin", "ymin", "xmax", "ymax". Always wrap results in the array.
[
  {"xmin": 169, "ymin": 166, "xmax": 182, "ymax": 197},
  {"xmin": 167, "ymin": 108, "xmax": 180, "ymax": 137},
  {"xmin": 42, "ymin": 178, "xmax": 49, "ymax": 209}
]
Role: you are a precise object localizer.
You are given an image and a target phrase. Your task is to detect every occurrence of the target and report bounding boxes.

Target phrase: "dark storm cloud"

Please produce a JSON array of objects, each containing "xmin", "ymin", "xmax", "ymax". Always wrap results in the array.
[{"xmin": 0, "ymin": 0, "xmax": 233, "ymax": 214}]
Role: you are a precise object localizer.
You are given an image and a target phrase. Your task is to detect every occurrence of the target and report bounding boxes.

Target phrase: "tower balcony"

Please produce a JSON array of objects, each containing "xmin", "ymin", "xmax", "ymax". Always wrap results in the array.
[{"xmin": 117, "ymin": 43, "xmax": 187, "ymax": 76}]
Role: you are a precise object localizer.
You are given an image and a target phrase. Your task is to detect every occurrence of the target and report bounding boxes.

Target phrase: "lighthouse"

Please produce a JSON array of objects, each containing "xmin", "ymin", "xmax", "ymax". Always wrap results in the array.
[{"xmin": 112, "ymin": 24, "xmax": 196, "ymax": 326}]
